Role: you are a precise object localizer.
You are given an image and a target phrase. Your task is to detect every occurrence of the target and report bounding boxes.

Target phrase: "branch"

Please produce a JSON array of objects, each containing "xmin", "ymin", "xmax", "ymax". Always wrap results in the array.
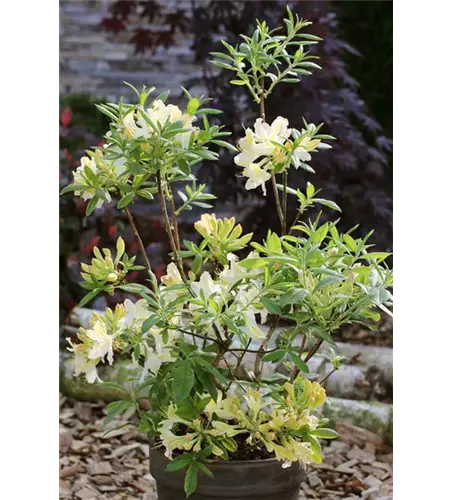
[
  {"xmin": 289, "ymin": 333, "xmax": 307, "ymax": 383},
  {"xmin": 254, "ymin": 316, "xmax": 280, "ymax": 381},
  {"xmin": 157, "ymin": 172, "xmax": 188, "ymax": 284},
  {"xmin": 124, "ymin": 207, "xmax": 158, "ymax": 294},
  {"xmin": 167, "ymin": 183, "xmax": 181, "ymax": 252}
]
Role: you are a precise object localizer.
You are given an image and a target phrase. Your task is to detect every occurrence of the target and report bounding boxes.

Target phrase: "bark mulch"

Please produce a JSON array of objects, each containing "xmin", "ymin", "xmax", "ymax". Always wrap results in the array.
[{"xmin": 59, "ymin": 395, "xmax": 393, "ymax": 500}]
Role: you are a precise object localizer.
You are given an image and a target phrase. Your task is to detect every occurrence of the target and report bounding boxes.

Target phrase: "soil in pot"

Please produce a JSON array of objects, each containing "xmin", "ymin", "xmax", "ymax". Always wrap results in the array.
[{"xmin": 149, "ymin": 446, "xmax": 306, "ymax": 500}]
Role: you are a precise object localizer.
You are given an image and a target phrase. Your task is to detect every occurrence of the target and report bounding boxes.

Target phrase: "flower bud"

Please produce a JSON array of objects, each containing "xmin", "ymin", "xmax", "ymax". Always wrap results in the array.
[{"xmin": 107, "ymin": 272, "xmax": 118, "ymax": 282}]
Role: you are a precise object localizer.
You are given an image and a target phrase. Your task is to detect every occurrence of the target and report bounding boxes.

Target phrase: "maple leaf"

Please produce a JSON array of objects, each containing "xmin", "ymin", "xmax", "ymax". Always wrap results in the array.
[
  {"xmin": 110, "ymin": 0, "xmax": 137, "ymax": 21},
  {"xmin": 101, "ymin": 17, "xmax": 126, "ymax": 34},
  {"xmin": 165, "ymin": 10, "xmax": 190, "ymax": 34},
  {"xmin": 139, "ymin": 0, "xmax": 161, "ymax": 23},
  {"xmin": 130, "ymin": 28, "xmax": 156, "ymax": 54}
]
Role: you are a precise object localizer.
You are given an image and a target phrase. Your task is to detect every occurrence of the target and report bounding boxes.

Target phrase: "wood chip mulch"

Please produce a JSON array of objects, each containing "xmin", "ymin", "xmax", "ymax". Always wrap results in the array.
[{"xmin": 59, "ymin": 395, "xmax": 393, "ymax": 500}]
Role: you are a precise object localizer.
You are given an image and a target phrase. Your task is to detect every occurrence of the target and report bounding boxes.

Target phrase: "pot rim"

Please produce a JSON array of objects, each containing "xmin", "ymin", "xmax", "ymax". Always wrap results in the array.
[{"xmin": 150, "ymin": 445, "xmax": 293, "ymax": 467}]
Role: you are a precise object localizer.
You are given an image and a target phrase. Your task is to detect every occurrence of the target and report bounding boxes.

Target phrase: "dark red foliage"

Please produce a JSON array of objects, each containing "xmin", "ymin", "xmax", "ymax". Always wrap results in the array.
[
  {"xmin": 101, "ymin": 0, "xmax": 188, "ymax": 54},
  {"xmin": 129, "ymin": 28, "xmax": 156, "ymax": 54},
  {"xmin": 100, "ymin": 17, "xmax": 126, "ymax": 34}
]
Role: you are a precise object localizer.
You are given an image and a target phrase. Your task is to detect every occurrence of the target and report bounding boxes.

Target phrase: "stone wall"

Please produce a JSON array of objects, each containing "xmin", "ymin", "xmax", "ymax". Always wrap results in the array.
[{"xmin": 59, "ymin": 0, "xmax": 207, "ymax": 102}]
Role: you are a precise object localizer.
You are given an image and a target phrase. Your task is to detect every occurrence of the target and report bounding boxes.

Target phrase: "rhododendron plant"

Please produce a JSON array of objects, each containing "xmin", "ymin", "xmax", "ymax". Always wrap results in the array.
[{"xmin": 62, "ymin": 7, "xmax": 392, "ymax": 497}]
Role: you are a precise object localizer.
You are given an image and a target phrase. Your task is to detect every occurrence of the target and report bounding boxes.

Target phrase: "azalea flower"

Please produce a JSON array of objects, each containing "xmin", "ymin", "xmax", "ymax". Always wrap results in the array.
[
  {"xmin": 235, "ymin": 117, "xmax": 291, "ymax": 195},
  {"xmin": 118, "ymin": 299, "xmax": 149, "ymax": 329},
  {"xmin": 242, "ymin": 161, "xmax": 272, "ymax": 195},
  {"xmin": 123, "ymin": 100, "xmax": 197, "ymax": 148},
  {"xmin": 67, "ymin": 338, "xmax": 101, "ymax": 384},
  {"xmin": 235, "ymin": 117, "xmax": 291, "ymax": 167},
  {"xmin": 191, "ymin": 271, "xmax": 223, "ymax": 301},
  {"xmin": 86, "ymin": 320, "xmax": 115, "ymax": 365},
  {"xmin": 194, "ymin": 213, "xmax": 217, "ymax": 238},
  {"xmin": 239, "ymin": 309, "xmax": 266, "ymax": 340},
  {"xmin": 161, "ymin": 262, "xmax": 183, "ymax": 286},
  {"xmin": 73, "ymin": 156, "xmax": 112, "ymax": 208}
]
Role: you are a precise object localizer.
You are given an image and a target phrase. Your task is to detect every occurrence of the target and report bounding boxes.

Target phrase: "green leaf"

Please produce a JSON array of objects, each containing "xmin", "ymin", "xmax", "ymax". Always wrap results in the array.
[
  {"xmin": 343, "ymin": 234, "xmax": 358, "ymax": 253},
  {"xmin": 117, "ymin": 193, "xmax": 134, "ymax": 209},
  {"xmin": 306, "ymin": 182, "xmax": 315, "ymax": 198},
  {"xmin": 86, "ymin": 197, "xmax": 100, "ymax": 216},
  {"xmin": 197, "ymin": 108, "xmax": 223, "ymax": 115},
  {"xmin": 230, "ymin": 79, "xmax": 247, "ymax": 85},
  {"xmin": 309, "ymin": 325, "xmax": 335, "ymax": 345},
  {"xmin": 165, "ymin": 454, "xmax": 193, "ymax": 473},
  {"xmin": 261, "ymin": 297, "xmax": 281, "ymax": 315},
  {"xmin": 311, "ymin": 223, "xmax": 329, "ymax": 245},
  {"xmin": 60, "ymin": 184, "xmax": 86, "ymax": 195},
  {"xmin": 104, "ymin": 400, "xmax": 134, "ymax": 426},
  {"xmin": 196, "ymin": 461, "xmax": 214, "ymax": 478},
  {"xmin": 172, "ymin": 361, "xmax": 195, "ymax": 402},
  {"xmin": 142, "ymin": 315, "xmax": 159, "ymax": 333},
  {"xmin": 196, "ymin": 369, "xmax": 218, "ymax": 401},
  {"xmin": 361, "ymin": 252, "xmax": 391, "ymax": 262},
  {"xmin": 186, "ymin": 97, "xmax": 200, "ymax": 115},
  {"xmin": 289, "ymin": 352, "xmax": 309, "ymax": 373},
  {"xmin": 315, "ymin": 275, "xmax": 345, "ymax": 290},
  {"xmin": 238, "ymin": 258, "xmax": 266, "ymax": 270},
  {"xmin": 118, "ymin": 283, "xmax": 154, "ymax": 295},
  {"xmin": 184, "ymin": 463, "xmax": 198, "ymax": 497},
  {"xmin": 297, "ymin": 162, "xmax": 315, "ymax": 173},
  {"xmin": 263, "ymin": 350, "xmax": 286, "ymax": 363},
  {"xmin": 280, "ymin": 288, "xmax": 308, "ymax": 307},
  {"xmin": 312, "ymin": 198, "xmax": 342, "ymax": 212},
  {"xmin": 194, "ymin": 358, "xmax": 229, "ymax": 385},
  {"xmin": 79, "ymin": 289, "xmax": 101, "ymax": 307},
  {"xmin": 310, "ymin": 428, "xmax": 339, "ymax": 439}
]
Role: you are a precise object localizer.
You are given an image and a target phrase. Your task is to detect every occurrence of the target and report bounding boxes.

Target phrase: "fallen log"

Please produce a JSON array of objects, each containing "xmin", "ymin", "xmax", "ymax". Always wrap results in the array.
[
  {"xmin": 322, "ymin": 397, "xmax": 393, "ymax": 445},
  {"xmin": 67, "ymin": 307, "xmax": 392, "ymax": 401}
]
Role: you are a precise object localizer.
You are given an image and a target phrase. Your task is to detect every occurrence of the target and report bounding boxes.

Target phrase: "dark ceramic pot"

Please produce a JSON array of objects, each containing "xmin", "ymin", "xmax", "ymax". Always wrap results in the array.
[{"xmin": 149, "ymin": 446, "xmax": 305, "ymax": 500}]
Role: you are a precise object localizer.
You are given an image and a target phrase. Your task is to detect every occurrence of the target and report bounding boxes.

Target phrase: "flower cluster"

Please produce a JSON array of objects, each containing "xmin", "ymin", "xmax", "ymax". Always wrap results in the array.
[
  {"xmin": 234, "ymin": 117, "xmax": 331, "ymax": 195},
  {"xmin": 159, "ymin": 379, "xmax": 332, "ymax": 467},
  {"xmin": 67, "ymin": 298, "xmax": 179, "ymax": 384},
  {"xmin": 122, "ymin": 99, "xmax": 198, "ymax": 148}
]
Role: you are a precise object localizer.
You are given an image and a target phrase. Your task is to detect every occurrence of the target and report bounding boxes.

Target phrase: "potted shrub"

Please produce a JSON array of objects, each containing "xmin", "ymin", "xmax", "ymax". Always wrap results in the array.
[{"xmin": 61, "ymin": 7, "xmax": 393, "ymax": 499}]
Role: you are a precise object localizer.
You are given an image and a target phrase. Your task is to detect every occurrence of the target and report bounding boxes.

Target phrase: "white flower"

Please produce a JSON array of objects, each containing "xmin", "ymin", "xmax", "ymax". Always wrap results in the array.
[
  {"xmin": 67, "ymin": 338, "xmax": 101, "ymax": 384},
  {"xmin": 194, "ymin": 213, "xmax": 217, "ymax": 238},
  {"xmin": 123, "ymin": 111, "xmax": 150, "ymax": 140},
  {"xmin": 161, "ymin": 262, "xmax": 183, "ymax": 286},
  {"xmin": 147, "ymin": 100, "xmax": 197, "ymax": 149},
  {"xmin": 254, "ymin": 116, "xmax": 291, "ymax": 146},
  {"xmin": 119, "ymin": 299, "xmax": 149, "ymax": 329},
  {"xmin": 239, "ymin": 310, "xmax": 266, "ymax": 340},
  {"xmin": 234, "ymin": 128, "xmax": 271, "ymax": 167},
  {"xmin": 73, "ymin": 156, "xmax": 111, "ymax": 208},
  {"xmin": 292, "ymin": 138, "xmax": 312, "ymax": 167},
  {"xmin": 103, "ymin": 144, "xmax": 127, "ymax": 176},
  {"xmin": 140, "ymin": 328, "xmax": 178, "ymax": 379},
  {"xmin": 191, "ymin": 271, "xmax": 223, "ymax": 300},
  {"xmin": 235, "ymin": 117, "xmax": 291, "ymax": 195},
  {"xmin": 242, "ymin": 161, "xmax": 272, "ymax": 195},
  {"xmin": 221, "ymin": 252, "xmax": 264, "ymax": 284},
  {"xmin": 86, "ymin": 321, "xmax": 115, "ymax": 365}
]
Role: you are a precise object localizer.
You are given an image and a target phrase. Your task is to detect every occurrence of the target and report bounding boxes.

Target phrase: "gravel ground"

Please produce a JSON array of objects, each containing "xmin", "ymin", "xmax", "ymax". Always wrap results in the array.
[{"xmin": 59, "ymin": 395, "xmax": 393, "ymax": 500}]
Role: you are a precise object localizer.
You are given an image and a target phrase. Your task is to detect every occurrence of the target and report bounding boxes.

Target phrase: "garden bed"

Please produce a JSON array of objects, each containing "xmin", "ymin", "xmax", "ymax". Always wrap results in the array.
[{"xmin": 59, "ymin": 395, "xmax": 393, "ymax": 500}]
